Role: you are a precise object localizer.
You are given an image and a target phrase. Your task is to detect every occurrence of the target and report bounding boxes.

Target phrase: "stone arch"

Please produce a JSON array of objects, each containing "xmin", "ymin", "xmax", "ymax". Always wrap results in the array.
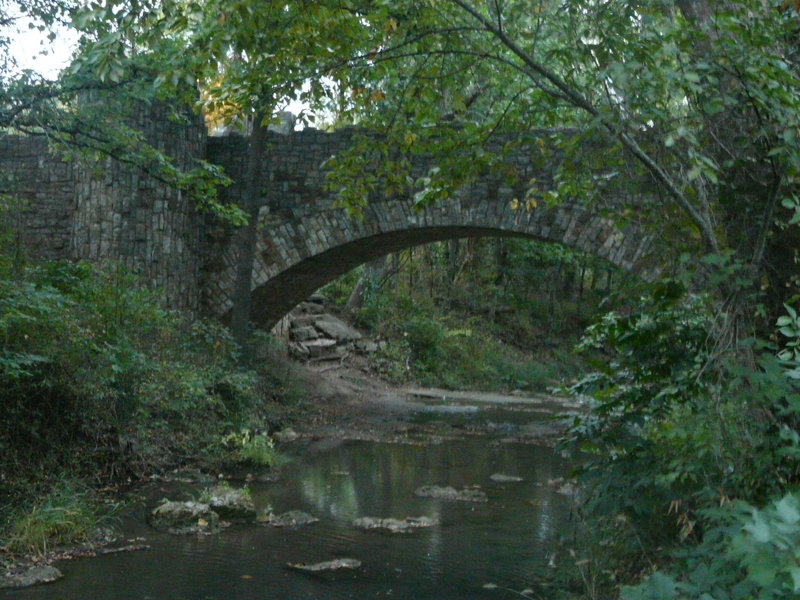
[{"xmin": 207, "ymin": 197, "xmax": 658, "ymax": 330}]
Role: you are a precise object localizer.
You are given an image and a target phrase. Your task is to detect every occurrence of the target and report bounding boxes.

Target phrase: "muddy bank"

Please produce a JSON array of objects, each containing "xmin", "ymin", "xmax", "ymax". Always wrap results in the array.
[{"xmin": 287, "ymin": 359, "xmax": 579, "ymax": 446}]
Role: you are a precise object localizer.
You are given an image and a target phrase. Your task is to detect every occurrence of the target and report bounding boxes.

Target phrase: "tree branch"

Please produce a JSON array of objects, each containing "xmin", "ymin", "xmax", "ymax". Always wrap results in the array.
[{"xmin": 447, "ymin": 0, "xmax": 721, "ymax": 254}]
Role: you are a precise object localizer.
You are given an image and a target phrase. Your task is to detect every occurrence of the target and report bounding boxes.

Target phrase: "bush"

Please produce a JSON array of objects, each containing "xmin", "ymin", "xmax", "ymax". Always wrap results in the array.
[
  {"xmin": 560, "ymin": 284, "xmax": 800, "ymax": 595},
  {"xmin": 0, "ymin": 256, "xmax": 293, "ymax": 544},
  {"xmin": 623, "ymin": 493, "xmax": 800, "ymax": 600}
]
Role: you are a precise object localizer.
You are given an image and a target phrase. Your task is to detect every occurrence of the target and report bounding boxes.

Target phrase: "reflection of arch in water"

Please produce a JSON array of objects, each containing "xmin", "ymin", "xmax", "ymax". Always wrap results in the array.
[{"xmin": 209, "ymin": 198, "xmax": 657, "ymax": 329}]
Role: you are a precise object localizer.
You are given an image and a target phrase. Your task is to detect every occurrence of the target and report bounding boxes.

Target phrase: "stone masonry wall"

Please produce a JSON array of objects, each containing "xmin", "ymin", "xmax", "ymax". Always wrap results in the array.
[
  {"xmin": 0, "ymin": 135, "xmax": 76, "ymax": 260},
  {"xmin": 5, "ymin": 110, "xmax": 659, "ymax": 327},
  {"xmin": 205, "ymin": 128, "xmax": 658, "ymax": 328},
  {"xmin": 71, "ymin": 101, "xmax": 207, "ymax": 314}
]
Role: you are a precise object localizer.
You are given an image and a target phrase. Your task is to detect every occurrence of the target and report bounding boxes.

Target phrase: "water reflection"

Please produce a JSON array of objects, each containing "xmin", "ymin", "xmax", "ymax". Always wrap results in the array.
[{"xmin": 6, "ymin": 425, "xmax": 573, "ymax": 600}]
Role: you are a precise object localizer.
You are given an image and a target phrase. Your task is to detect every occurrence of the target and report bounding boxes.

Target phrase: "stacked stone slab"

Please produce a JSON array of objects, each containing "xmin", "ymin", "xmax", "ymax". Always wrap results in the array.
[{"xmin": 286, "ymin": 302, "xmax": 377, "ymax": 361}]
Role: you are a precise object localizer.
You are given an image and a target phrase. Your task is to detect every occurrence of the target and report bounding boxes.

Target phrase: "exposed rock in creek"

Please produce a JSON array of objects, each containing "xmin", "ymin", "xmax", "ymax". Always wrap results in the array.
[
  {"xmin": 262, "ymin": 510, "xmax": 319, "ymax": 527},
  {"xmin": 203, "ymin": 484, "xmax": 256, "ymax": 520},
  {"xmin": 273, "ymin": 427, "xmax": 299, "ymax": 443},
  {"xmin": 0, "ymin": 565, "xmax": 62, "ymax": 589},
  {"xmin": 352, "ymin": 516, "xmax": 439, "ymax": 533},
  {"xmin": 287, "ymin": 558, "xmax": 362, "ymax": 572},
  {"xmin": 414, "ymin": 485, "xmax": 488, "ymax": 503},
  {"xmin": 490, "ymin": 473, "xmax": 524, "ymax": 483},
  {"xmin": 148, "ymin": 501, "xmax": 221, "ymax": 534}
]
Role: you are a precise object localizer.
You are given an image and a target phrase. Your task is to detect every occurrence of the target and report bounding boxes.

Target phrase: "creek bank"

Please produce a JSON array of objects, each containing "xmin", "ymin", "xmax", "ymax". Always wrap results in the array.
[
  {"xmin": 2, "ymin": 340, "xmax": 577, "ymax": 590},
  {"xmin": 0, "ymin": 541, "xmax": 150, "ymax": 590}
]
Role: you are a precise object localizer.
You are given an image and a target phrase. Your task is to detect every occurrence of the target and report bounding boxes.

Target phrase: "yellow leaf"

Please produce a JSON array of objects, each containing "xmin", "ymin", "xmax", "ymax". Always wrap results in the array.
[
  {"xmin": 510, "ymin": 198, "xmax": 520, "ymax": 211},
  {"xmin": 526, "ymin": 198, "xmax": 538, "ymax": 211}
]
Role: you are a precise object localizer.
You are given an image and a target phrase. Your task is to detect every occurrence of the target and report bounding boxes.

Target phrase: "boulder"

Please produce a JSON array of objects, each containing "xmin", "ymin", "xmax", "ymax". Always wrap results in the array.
[
  {"xmin": 490, "ymin": 473, "xmax": 524, "ymax": 483},
  {"xmin": 273, "ymin": 428, "xmax": 299, "ymax": 443},
  {"xmin": 263, "ymin": 510, "xmax": 319, "ymax": 527},
  {"xmin": 204, "ymin": 484, "xmax": 256, "ymax": 520},
  {"xmin": 148, "ymin": 501, "xmax": 220, "ymax": 534},
  {"xmin": 355, "ymin": 340, "xmax": 379, "ymax": 354},
  {"xmin": 291, "ymin": 326, "xmax": 319, "ymax": 342},
  {"xmin": 313, "ymin": 315, "xmax": 362, "ymax": 342},
  {"xmin": 352, "ymin": 516, "xmax": 438, "ymax": 533},
  {"xmin": 0, "ymin": 565, "xmax": 62, "ymax": 589},
  {"xmin": 301, "ymin": 338, "xmax": 337, "ymax": 357},
  {"xmin": 414, "ymin": 485, "xmax": 488, "ymax": 503},
  {"xmin": 290, "ymin": 315, "xmax": 317, "ymax": 328},
  {"xmin": 288, "ymin": 342, "xmax": 310, "ymax": 360},
  {"xmin": 287, "ymin": 558, "xmax": 361, "ymax": 572}
]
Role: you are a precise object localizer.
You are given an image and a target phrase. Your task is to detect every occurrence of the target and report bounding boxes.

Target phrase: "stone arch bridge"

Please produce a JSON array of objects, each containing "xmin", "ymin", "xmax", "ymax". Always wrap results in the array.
[{"xmin": 4, "ymin": 103, "xmax": 658, "ymax": 329}]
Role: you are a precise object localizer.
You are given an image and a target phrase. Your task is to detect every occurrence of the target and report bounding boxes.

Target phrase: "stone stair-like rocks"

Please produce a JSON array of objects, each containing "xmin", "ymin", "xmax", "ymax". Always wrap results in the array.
[{"xmin": 286, "ymin": 302, "xmax": 382, "ymax": 362}]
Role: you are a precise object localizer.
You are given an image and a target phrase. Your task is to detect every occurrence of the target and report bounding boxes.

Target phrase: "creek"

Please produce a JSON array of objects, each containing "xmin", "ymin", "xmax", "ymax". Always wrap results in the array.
[{"xmin": 5, "ymin": 392, "xmax": 577, "ymax": 600}]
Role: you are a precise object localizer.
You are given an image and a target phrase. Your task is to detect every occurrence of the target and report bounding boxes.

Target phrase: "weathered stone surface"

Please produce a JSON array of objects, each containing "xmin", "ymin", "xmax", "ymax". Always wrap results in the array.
[
  {"xmin": 264, "ymin": 510, "xmax": 319, "ymax": 527},
  {"xmin": 287, "ymin": 558, "xmax": 361, "ymax": 572},
  {"xmin": 301, "ymin": 338, "xmax": 337, "ymax": 357},
  {"xmin": 290, "ymin": 315, "xmax": 317, "ymax": 328},
  {"xmin": 352, "ymin": 516, "xmax": 438, "ymax": 533},
  {"xmin": 273, "ymin": 428, "xmax": 299, "ymax": 443},
  {"xmin": 414, "ymin": 485, "xmax": 488, "ymax": 503},
  {"xmin": 0, "ymin": 565, "xmax": 62, "ymax": 589},
  {"xmin": 490, "ymin": 473, "xmax": 524, "ymax": 483},
  {"xmin": 313, "ymin": 316, "xmax": 362, "ymax": 342},
  {"xmin": 288, "ymin": 342, "xmax": 310, "ymax": 360},
  {"xmin": 148, "ymin": 501, "xmax": 220, "ymax": 534},
  {"xmin": 10, "ymin": 111, "xmax": 659, "ymax": 329},
  {"xmin": 291, "ymin": 326, "xmax": 319, "ymax": 341},
  {"xmin": 204, "ymin": 484, "xmax": 256, "ymax": 520},
  {"xmin": 355, "ymin": 340, "xmax": 379, "ymax": 354}
]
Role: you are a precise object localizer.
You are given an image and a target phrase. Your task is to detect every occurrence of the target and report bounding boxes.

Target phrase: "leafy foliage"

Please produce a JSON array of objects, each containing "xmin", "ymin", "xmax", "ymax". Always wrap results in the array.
[
  {"xmin": 561, "ymin": 284, "xmax": 800, "ymax": 595},
  {"xmin": 0, "ymin": 241, "xmax": 301, "ymax": 551},
  {"xmin": 622, "ymin": 493, "xmax": 800, "ymax": 600}
]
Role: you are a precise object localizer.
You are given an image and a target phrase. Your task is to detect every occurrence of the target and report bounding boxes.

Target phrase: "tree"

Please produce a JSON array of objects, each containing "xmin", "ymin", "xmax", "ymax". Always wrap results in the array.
[
  {"xmin": 70, "ymin": 0, "xmax": 387, "ymax": 348},
  {"xmin": 321, "ymin": 0, "xmax": 799, "ymax": 322}
]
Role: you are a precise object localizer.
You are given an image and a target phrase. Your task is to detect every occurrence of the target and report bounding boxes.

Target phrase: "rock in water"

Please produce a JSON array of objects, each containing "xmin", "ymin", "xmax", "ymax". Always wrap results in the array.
[
  {"xmin": 148, "ymin": 501, "xmax": 221, "ymax": 534},
  {"xmin": 263, "ymin": 510, "xmax": 319, "ymax": 527},
  {"xmin": 287, "ymin": 558, "xmax": 361, "ymax": 572},
  {"xmin": 414, "ymin": 485, "xmax": 488, "ymax": 503},
  {"xmin": 0, "ymin": 565, "xmax": 62, "ymax": 589},
  {"xmin": 490, "ymin": 473, "xmax": 524, "ymax": 483},
  {"xmin": 352, "ymin": 516, "xmax": 439, "ymax": 533},
  {"xmin": 273, "ymin": 428, "xmax": 299, "ymax": 443},
  {"xmin": 203, "ymin": 484, "xmax": 256, "ymax": 520}
]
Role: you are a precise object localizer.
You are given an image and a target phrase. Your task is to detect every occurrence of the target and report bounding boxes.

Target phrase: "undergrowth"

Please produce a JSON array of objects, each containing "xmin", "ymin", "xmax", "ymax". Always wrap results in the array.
[{"xmin": 0, "ymin": 254, "xmax": 302, "ymax": 556}]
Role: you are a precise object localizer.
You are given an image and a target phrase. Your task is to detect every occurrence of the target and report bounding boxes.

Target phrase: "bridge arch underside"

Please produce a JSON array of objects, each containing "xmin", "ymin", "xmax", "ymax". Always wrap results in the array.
[{"xmin": 231, "ymin": 203, "xmax": 658, "ymax": 331}]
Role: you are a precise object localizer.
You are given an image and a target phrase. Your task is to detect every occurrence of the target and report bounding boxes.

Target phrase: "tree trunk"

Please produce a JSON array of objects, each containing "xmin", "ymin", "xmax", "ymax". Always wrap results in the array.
[
  {"xmin": 345, "ymin": 256, "xmax": 391, "ymax": 315},
  {"xmin": 230, "ymin": 111, "xmax": 269, "ymax": 352}
]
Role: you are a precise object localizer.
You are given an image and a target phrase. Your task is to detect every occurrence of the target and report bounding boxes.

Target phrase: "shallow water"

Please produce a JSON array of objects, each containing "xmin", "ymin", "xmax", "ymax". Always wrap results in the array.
[{"xmin": 5, "ymin": 402, "xmax": 574, "ymax": 600}]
